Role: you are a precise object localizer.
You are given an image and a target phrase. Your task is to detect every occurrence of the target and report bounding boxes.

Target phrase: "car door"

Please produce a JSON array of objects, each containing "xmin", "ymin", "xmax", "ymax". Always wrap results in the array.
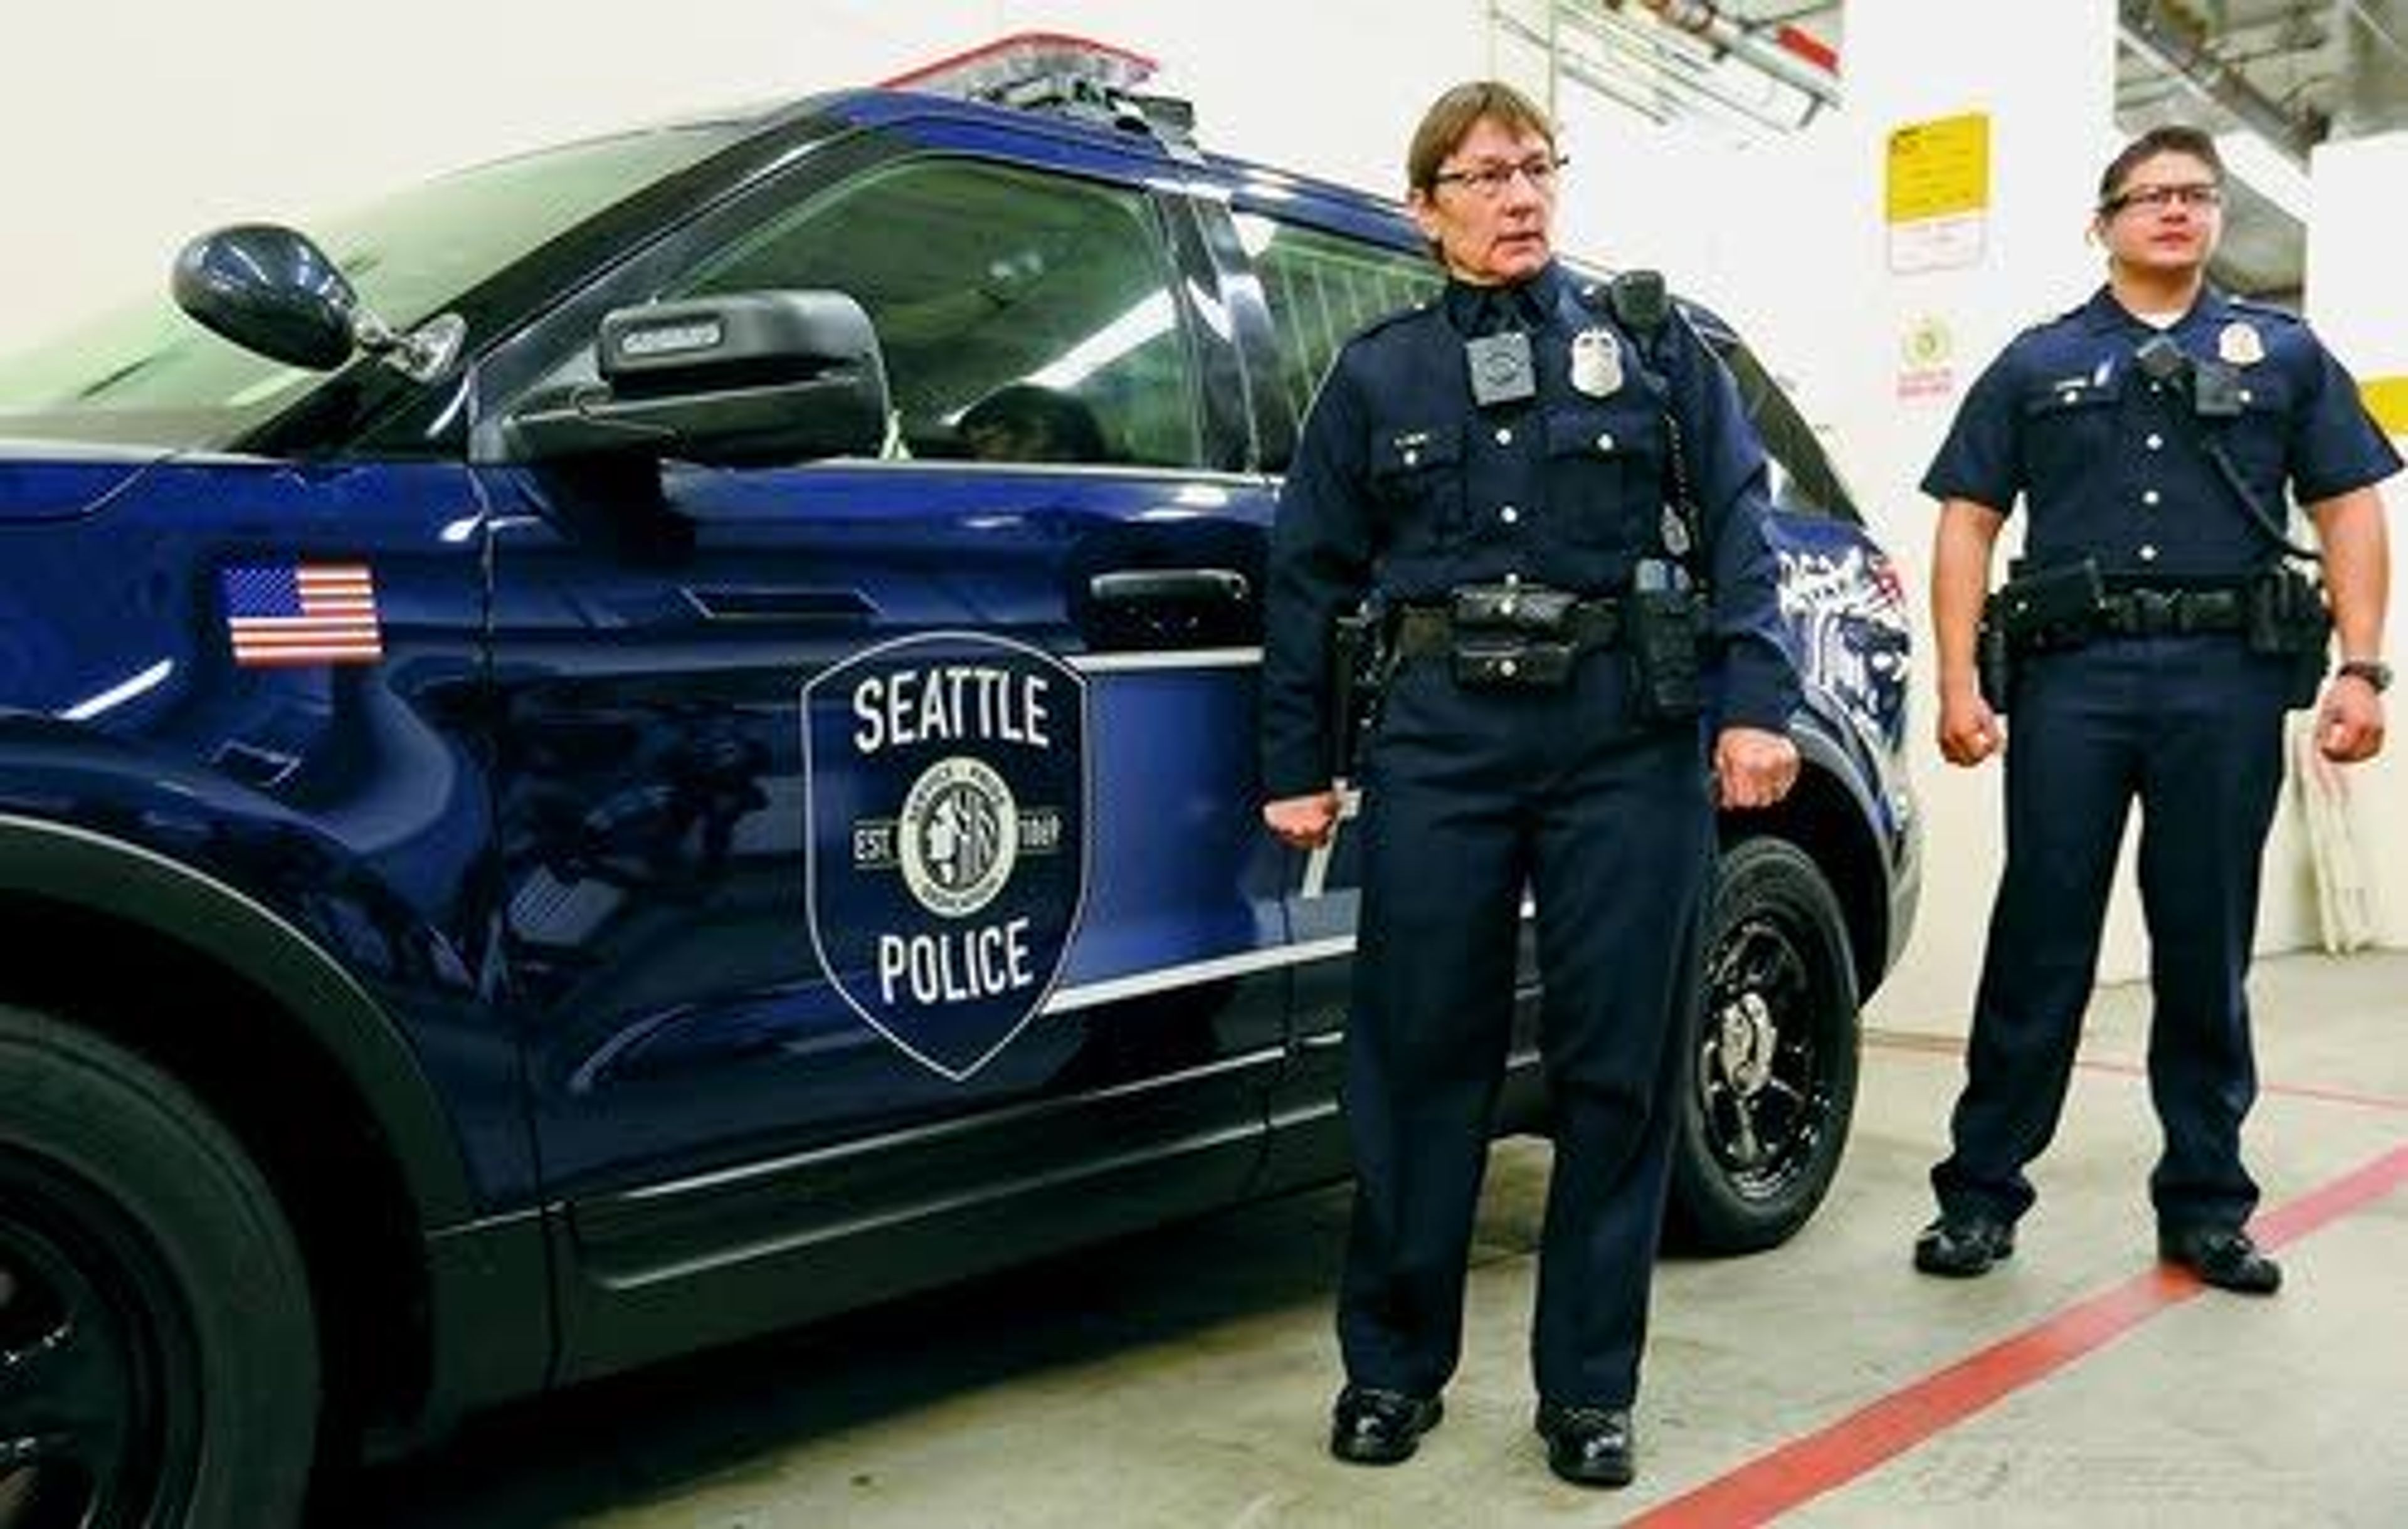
[{"xmin": 477, "ymin": 139, "xmax": 1294, "ymax": 1377}]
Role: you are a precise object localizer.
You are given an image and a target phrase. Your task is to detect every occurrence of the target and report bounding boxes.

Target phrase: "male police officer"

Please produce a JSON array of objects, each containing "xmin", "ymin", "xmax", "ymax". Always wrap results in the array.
[
  {"xmin": 1259, "ymin": 81, "xmax": 1800, "ymax": 1488},
  {"xmin": 1915, "ymin": 125, "xmax": 2395, "ymax": 1295}
]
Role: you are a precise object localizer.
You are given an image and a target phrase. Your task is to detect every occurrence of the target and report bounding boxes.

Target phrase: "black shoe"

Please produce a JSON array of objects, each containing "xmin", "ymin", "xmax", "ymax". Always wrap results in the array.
[
  {"xmin": 1913, "ymin": 1213, "xmax": 2015, "ymax": 1277},
  {"xmin": 1533, "ymin": 1401, "xmax": 1635, "ymax": 1488},
  {"xmin": 1329, "ymin": 1385, "xmax": 1443, "ymax": 1465},
  {"xmin": 2159, "ymin": 1225, "xmax": 2282, "ymax": 1295}
]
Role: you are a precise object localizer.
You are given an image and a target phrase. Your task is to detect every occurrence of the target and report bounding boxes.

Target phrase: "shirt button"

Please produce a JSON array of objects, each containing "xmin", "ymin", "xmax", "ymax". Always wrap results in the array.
[
  {"xmin": 1403, "ymin": 449, "xmax": 1420, "ymax": 468},
  {"xmin": 1499, "ymin": 658, "xmax": 1519, "ymax": 678},
  {"xmin": 2139, "ymin": 544, "xmax": 2160, "ymax": 562},
  {"xmin": 1595, "ymin": 431, "xmax": 1615, "ymax": 451},
  {"xmin": 2149, "ymin": 381, "xmax": 2163, "ymax": 394},
  {"xmin": 1495, "ymin": 426, "xmax": 1514, "ymax": 446},
  {"xmin": 1499, "ymin": 505, "xmax": 1520, "ymax": 525},
  {"xmin": 2147, "ymin": 434, "xmax": 2164, "ymax": 450},
  {"xmin": 2142, "ymin": 489, "xmax": 2162, "ymax": 507},
  {"xmin": 2240, "ymin": 389, "xmax": 2254, "ymax": 404},
  {"xmin": 1504, "ymin": 572, "xmax": 1522, "ymax": 587}
]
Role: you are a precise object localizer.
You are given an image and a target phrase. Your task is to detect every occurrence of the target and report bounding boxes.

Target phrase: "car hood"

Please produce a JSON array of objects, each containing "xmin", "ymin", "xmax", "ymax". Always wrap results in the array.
[{"xmin": 0, "ymin": 441, "xmax": 174, "ymax": 522}]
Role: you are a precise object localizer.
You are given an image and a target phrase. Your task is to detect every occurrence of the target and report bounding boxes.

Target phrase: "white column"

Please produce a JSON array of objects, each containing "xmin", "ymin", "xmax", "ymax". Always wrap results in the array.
[
  {"xmin": 1809, "ymin": 0, "xmax": 2125, "ymax": 1027},
  {"xmin": 2288, "ymin": 132, "xmax": 2408, "ymax": 948}
]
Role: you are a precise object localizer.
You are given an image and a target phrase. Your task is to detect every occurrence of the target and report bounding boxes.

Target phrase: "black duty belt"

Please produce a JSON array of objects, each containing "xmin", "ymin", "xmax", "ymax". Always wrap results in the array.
[
  {"xmin": 2094, "ymin": 586, "xmax": 2247, "ymax": 637},
  {"xmin": 1392, "ymin": 596, "xmax": 1625, "ymax": 659}
]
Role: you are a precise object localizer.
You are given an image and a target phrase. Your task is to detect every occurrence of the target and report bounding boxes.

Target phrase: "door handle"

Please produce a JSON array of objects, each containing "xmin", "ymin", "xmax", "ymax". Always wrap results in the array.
[
  {"xmin": 1086, "ymin": 569, "xmax": 1251, "ymax": 605},
  {"xmin": 680, "ymin": 587, "xmax": 877, "ymax": 623}
]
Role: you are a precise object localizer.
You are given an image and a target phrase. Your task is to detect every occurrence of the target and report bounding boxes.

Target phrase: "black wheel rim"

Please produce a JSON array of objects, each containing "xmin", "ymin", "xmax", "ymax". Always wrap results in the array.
[
  {"xmin": 1696, "ymin": 903, "xmax": 1837, "ymax": 1205},
  {"xmin": 0, "ymin": 1159, "xmax": 198, "ymax": 1529}
]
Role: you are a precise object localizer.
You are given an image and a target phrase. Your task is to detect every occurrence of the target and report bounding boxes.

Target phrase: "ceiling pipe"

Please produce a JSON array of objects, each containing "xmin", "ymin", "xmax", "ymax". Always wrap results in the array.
[
  {"xmin": 2116, "ymin": 0, "xmax": 2327, "ymax": 163},
  {"xmin": 1617, "ymin": 0, "xmax": 1842, "ymax": 110}
]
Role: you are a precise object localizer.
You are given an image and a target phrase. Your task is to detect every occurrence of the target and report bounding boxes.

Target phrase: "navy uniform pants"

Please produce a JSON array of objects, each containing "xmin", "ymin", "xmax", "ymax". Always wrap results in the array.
[
  {"xmin": 1339, "ymin": 647, "xmax": 1711, "ymax": 1409},
  {"xmin": 1934, "ymin": 633, "xmax": 2294, "ymax": 1232}
]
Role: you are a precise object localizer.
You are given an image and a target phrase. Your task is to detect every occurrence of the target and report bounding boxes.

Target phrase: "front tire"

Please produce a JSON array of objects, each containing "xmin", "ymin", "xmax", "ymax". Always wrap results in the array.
[
  {"xmin": 0, "ymin": 1006, "xmax": 320, "ymax": 1528},
  {"xmin": 1666, "ymin": 837, "xmax": 1861, "ymax": 1254}
]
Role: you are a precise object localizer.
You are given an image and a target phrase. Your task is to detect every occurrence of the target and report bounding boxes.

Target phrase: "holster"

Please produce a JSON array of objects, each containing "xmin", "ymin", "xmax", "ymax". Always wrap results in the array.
[
  {"xmin": 1975, "ymin": 559, "xmax": 2107, "ymax": 715},
  {"xmin": 1976, "ymin": 614, "xmax": 2014, "ymax": 714},
  {"xmin": 1990, "ymin": 558, "xmax": 2106, "ymax": 652},
  {"xmin": 2244, "ymin": 563, "xmax": 2333, "ymax": 710},
  {"xmin": 1328, "ymin": 607, "xmax": 1389, "ymax": 776}
]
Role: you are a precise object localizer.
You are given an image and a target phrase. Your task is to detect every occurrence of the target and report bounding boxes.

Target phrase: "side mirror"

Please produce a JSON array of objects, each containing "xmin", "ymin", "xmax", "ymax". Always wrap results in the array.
[
  {"xmin": 502, "ymin": 292, "xmax": 891, "ymax": 467},
  {"xmin": 172, "ymin": 224, "xmax": 359, "ymax": 370}
]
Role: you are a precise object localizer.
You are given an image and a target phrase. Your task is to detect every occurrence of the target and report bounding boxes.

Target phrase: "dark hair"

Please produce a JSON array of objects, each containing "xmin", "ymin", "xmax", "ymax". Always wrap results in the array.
[
  {"xmin": 2096, "ymin": 125, "xmax": 2224, "ymax": 211},
  {"xmin": 959, "ymin": 383, "xmax": 1107, "ymax": 463},
  {"xmin": 1407, "ymin": 81, "xmax": 1555, "ymax": 193}
]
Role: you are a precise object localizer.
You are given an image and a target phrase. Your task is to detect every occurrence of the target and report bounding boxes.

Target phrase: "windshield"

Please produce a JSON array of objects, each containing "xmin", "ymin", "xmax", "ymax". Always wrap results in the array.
[{"xmin": 0, "ymin": 121, "xmax": 745, "ymax": 449}]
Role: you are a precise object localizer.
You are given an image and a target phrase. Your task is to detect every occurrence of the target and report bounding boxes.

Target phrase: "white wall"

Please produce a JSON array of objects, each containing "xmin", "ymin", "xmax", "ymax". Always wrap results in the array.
[
  {"xmin": 0, "ymin": 0, "xmax": 1485, "ymax": 350},
  {"xmin": 2298, "ymin": 132, "xmax": 2408, "ymax": 950},
  {"xmin": 4, "ymin": 1, "xmax": 2396, "ymax": 1027}
]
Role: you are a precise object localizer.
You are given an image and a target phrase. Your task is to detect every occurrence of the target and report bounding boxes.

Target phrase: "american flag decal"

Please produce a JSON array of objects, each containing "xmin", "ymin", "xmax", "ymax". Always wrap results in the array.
[{"xmin": 221, "ymin": 562, "xmax": 384, "ymax": 667}]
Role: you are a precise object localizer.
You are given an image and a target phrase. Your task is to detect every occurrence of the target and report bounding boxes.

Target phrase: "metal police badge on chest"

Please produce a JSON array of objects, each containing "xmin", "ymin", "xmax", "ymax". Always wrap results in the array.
[
  {"xmin": 1570, "ymin": 327, "xmax": 1625, "ymax": 397},
  {"xmin": 1465, "ymin": 331, "xmax": 1538, "ymax": 407},
  {"xmin": 2217, "ymin": 320, "xmax": 2264, "ymax": 367}
]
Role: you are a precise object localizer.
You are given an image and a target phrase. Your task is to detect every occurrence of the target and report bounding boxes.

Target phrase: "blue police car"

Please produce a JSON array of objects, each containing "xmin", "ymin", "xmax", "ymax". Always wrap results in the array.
[{"xmin": 0, "ymin": 36, "xmax": 1917, "ymax": 1524}]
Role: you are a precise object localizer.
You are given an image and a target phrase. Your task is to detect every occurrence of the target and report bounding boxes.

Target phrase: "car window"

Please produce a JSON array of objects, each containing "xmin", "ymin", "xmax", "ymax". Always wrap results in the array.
[
  {"xmin": 0, "ymin": 123, "xmax": 742, "ymax": 448},
  {"xmin": 1233, "ymin": 213, "xmax": 1442, "ymax": 462},
  {"xmin": 1709, "ymin": 335, "xmax": 1860, "ymax": 523},
  {"xmin": 677, "ymin": 158, "xmax": 1201, "ymax": 469}
]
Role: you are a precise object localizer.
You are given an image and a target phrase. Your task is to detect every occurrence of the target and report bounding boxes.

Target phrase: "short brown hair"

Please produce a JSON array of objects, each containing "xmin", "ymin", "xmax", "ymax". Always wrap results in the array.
[
  {"xmin": 1407, "ymin": 81, "xmax": 1556, "ymax": 193},
  {"xmin": 2096, "ymin": 125, "xmax": 2223, "ymax": 211}
]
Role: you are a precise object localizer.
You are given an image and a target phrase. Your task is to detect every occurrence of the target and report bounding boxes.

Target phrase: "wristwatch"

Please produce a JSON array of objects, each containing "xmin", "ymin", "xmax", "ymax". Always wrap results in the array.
[{"xmin": 2335, "ymin": 658, "xmax": 2394, "ymax": 694}]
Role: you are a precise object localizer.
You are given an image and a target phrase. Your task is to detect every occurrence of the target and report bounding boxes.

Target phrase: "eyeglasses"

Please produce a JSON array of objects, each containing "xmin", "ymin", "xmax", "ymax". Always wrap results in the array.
[
  {"xmin": 2104, "ymin": 182, "xmax": 2224, "ymax": 215},
  {"xmin": 1431, "ymin": 154, "xmax": 1566, "ymax": 199}
]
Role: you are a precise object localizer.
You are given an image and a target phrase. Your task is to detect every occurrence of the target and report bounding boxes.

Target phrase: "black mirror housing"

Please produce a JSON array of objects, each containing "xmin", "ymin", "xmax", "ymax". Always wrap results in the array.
[
  {"xmin": 172, "ymin": 224, "xmax": 359, "ymax": 370},
  {"xmin": 505, "ymin": 292, "xmax": 891, "ymax": 466}
]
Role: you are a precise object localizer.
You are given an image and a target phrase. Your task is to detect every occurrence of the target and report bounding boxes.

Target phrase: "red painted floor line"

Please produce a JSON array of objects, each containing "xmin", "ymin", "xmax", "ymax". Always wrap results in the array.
[
  {"xmin": 1867, "ymin": 1029, "xmax": 2408, "ymax": 1114},
  {"xmin": 1627, "ymin": 1142, "xmax": 2408, "ymax": 1528}
]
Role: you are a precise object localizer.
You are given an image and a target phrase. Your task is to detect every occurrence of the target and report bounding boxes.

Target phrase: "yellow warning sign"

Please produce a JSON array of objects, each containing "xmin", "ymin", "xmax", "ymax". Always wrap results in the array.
[
  {"xmin": 1887, "ymin": 113, "xmax": 1991, "ymax": 224},
  {"xmin": 2363, "ymin": 376, "xmax": 2408, "ymax": 436}
]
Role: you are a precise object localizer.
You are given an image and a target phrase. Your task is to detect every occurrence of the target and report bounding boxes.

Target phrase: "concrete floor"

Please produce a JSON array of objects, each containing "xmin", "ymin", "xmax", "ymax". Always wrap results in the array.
[{"xmin": 348, "ymin": 950, "xmax": 2408, "ymax": 1527}]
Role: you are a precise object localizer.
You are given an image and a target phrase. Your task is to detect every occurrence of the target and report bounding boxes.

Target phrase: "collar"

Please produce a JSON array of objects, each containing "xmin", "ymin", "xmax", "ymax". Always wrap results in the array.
[
  {"xmin": 2076, "ymin": 282, "xmax": 2233, "ymax": 336},
  {"xmin": 1442, "ymin": 262, "xmax": 1563, "ymax": 334}
]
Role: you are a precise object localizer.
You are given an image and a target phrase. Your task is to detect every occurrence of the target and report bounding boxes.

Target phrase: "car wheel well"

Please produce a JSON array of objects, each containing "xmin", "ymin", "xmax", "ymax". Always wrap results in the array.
[
  {"xmin": 0, "ymin": 893, "xmax": 434, "ymax": 1450},
  {"xmin": 1718, "ymin": 760, "xmax": 1886, "ymax": 999}
]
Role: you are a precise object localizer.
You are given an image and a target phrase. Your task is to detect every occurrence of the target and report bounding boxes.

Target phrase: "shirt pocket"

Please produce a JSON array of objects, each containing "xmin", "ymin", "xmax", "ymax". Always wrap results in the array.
[
  {"xmin": 1544, "ymin": 402, "xmax": 1661, "ymax": 546},
  {"xmin": 2219, "ymin": 372, "xmax": 2294, "ymax": 485},
  {"xmin": 1367, "ymin": 424, "xmax": 1466, "ymax": 545},
  {"xmin": 2017, "ymin": 372, "xmax": 2123, "ymax": 488}
]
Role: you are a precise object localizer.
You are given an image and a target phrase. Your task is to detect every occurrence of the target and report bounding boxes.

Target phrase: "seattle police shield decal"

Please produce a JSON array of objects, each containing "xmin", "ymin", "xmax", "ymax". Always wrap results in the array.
[{"xmin": 803, "ymin": 631, "xmax": 1090, "ymax": 1080}]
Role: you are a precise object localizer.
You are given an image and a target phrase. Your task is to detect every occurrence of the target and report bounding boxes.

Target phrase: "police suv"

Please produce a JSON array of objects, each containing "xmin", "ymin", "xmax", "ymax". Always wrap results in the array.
[{"xmin": 0, "ymin": 36, "xmax": 1918, "ymax": 1523}]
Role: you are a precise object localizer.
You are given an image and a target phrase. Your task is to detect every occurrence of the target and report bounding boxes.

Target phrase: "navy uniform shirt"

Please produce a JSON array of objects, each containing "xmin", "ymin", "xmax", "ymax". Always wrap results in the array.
[
  {"xmin": 1260, "ymin": 260, "xmax": 1799, "ymax": 798},
  {"xmin": 1923, "ymin": 286, "xmax": 2402, "ymax": 580}
]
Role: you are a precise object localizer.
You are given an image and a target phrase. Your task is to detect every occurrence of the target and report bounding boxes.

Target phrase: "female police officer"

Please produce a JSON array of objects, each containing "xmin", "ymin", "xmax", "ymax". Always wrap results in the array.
[
  {"xmin": 1257, "ymin": 81, "xmax": 1799, "ymax": 1488},
  {"xmin": 1913, "ymin": 125, "xmax": 2395, "ymax": 1295}
]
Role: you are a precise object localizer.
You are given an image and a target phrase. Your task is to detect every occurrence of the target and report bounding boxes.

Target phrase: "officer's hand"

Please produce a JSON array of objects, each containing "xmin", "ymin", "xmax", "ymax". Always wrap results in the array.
[
  {"xmin": 2317, "ymin": 676, "xmax": 2386, "ymax": 764},
  {"xmin": 1263, "ymin": 790, "xmax": 1342, "ymax": 849},
  {"xmin": 1936, "ymin": 686, "xmax": 2004, "ymax": 768},
  {"xmin": 1714, "ymin": 728, "xmax": 1799, "ymax": 811}
]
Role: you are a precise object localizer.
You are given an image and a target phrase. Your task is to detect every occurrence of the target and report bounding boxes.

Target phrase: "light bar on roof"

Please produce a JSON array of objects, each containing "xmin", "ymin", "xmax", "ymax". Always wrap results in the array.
[{"xmin": 881, "ymin": 31, "xmax": 1159, "ymax": 100}]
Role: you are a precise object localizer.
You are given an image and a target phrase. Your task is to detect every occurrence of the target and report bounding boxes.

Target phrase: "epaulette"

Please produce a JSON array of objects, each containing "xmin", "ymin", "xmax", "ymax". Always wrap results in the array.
[
  {"xmin": 1348, "ymin": 298, "xmax": 1438, "ymax": 345},
  {"xmin": 2226, "ymin": 294, "xmax": 2303, "ymax": 327}
]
